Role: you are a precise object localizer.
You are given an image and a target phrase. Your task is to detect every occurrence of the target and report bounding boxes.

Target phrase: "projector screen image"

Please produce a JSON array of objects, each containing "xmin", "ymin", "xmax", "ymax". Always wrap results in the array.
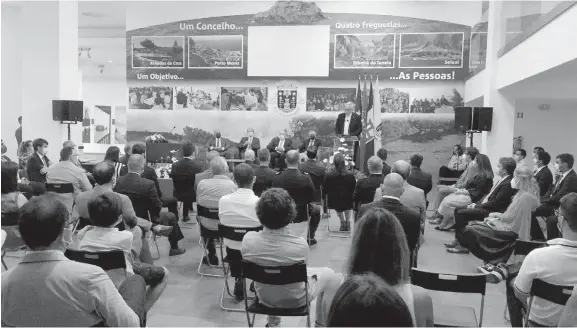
[{"xmin": 247, "ymin": 25, "xmax": 330, "ymax": 77}]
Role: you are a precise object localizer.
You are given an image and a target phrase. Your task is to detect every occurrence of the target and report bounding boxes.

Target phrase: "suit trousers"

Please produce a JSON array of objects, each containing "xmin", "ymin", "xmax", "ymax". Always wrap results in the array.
[
  {"xmin": 155, "ymin": 212, "xmax": 184, "ymax": 249},
  {"xmin": 454, "ymin": 207, "xmax": 490, "ymax": 239},
  {"xmin": 161, "ymin": 195, "xmax": 179, "ymax": 220},
  {"xmin": 269, "ymin": 151, "xmax": 286, "ymax": 170},
  {"xmin": 118, "ymin": 275, "xmax": 147, "ymax": 327}
]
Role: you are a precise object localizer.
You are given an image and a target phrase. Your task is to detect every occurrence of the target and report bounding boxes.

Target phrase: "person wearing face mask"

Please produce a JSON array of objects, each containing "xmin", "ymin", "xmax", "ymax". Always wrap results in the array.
[
  {"xmin": 299, "ymin": 129, "xmax": 322, "ymax": 153},
  {"xmin": 513, "ymin": 148, "xmax": 528, "ymax": 170},
  {"xmin": 531, "ymin": 153, "xmax": 577, "ymax": 241},
  {"xmin": 238, "ymin": 127, "xmax": 261, "ymax": 158},
  {"xmin": 46, "ymin": 146, "xmax": 92, "ymax": 196},
  {"xmin": 532, "ymin": 150, "xmax": 553, "ymax": 197},
  {"xmin": 207, "ymin": 129, "xmax": 232, "ymax": 158},
  {"xmin": 439, "ymin": 144, "xmax": 467, "ymax": 183},
  {"xmin": 26, "ymin": 138, "xmax": 52, "ymax": 183},
  {"xmin": 267, "ymin": 129, "xmax": 293, "ymax": 170},
  {"xmin": 1, "ymin": 195, "xmax": 146, "ymax": 327}
]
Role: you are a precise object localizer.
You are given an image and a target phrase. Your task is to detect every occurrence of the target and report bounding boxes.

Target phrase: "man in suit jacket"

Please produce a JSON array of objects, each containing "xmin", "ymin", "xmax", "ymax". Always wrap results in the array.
[
  {"xmin": 238, "ymin": 128, "xmax": 260, "ymax": 157},
  {"xmin": 298, "ymin": 130, "xmax": 322, "ymax": 153},
  {"xmin": 267, "ymin": 129, "xmax": 293, "ymax": 170},
  {"xmin": 377, "ymin": 148, "xmax": 391, "ymax": 177},
  {"xmin": 170, "ymin": 142, "xmax": 203, "ymax": 222},
  {"xmin": 358, "ymin": 173, "xmax": 421, "ymax": 264},
  {"xmin": 354, "ymin": 156, "xmax": 385, "ymax": 210},
  {"xmin": 532, "ymin": 153, "xmax": 577, "ymax": 240},
  {"xmin": 114, "ymin": 155, "xmax": 185, "ymax": 256},
  {"xmin": 119, "ymin": 143, "xmax": 133, "ymax": 166},
  {"xmin": 26, "ymin": 138, "xmax": 52, "ymax": 183},
  {"xmin": 533, "ymin": 151, "xmax": 554, "ymax": 197},
  {"xmin": 407, "ymin": 154, "xmax": 433, "ymax": 200},
  {"xmin": 335, "ymin": 102, "xmax": 362, "ymax": 164},
  {"xmin": 253, "ymin": 149, "xmax": 276, "ymax": 197},
  {"xmin": 207, "ymin": 129, "xmax": 237, "ymax": 159},
  {"xmin": 119, "ymin": 143, "xmax": 180, "ymax": 221},
  {"xmin": 298, "ymin": 148, "xmax": 326, "ymax": 205},
  {"xmin": 272, "ymin": 150, "xmax": 321, "ymax": 245}
]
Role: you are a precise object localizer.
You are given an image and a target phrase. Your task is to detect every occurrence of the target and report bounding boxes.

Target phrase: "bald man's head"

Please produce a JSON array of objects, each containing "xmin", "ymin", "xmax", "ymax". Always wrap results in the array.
[
  {"xmin": 127, "ymin": 154, "xmax": 145, "ymax": 173},
  {"xmin": 63, "ymin": 140, "xmax": 76, "ymax": 149},
  {"xmin": 381, "ymin": 173, "xmax": 404, "ymax": 198},
  {"xmin": 285, "ymin": 150, "xmax": 300, "ymax": 167},
  {"xmin": 392, "ymin": 160, "xmax": 411, "ymax": 180},
  {"xmin": 207, "ymin": 151, "xmax": 220, "ymax": 162}
]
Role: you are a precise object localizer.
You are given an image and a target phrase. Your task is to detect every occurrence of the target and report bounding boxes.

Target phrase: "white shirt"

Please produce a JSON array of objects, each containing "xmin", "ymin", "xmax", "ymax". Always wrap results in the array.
[
  {"xmin": 382, "ymin": 195, "xmax": 401, "ymax": 201},
  {"xmin": 219, "ymin": 188, "xmax": 261, "ymax": 250},
  {"xmin": 534, "ymin": 165, "xmax": 546, "ymax": 176},
  {"xmin": 216, "ymin": 138, "xmax": 221, "ymax": 148},
  {"xmin": 514, "ymin": 238, "xmax": 577, "ymax": 326},
  {"xmin": 278, "ymin": 139, "xmax": 284, "ymax": 150},
  {"xmin": 555, "ymin": 169, "xmax": 574, "ymax": 191},
  {"xmin": 343, "ymin": 114, "xmax": 352, "ymax": 135},
  {"xmin": 308, "ymin": 139, "xmax": 315, "ymax": 148}
]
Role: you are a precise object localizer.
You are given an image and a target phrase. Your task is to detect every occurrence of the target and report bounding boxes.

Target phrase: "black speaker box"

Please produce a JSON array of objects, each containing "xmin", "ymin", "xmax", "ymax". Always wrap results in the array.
[
  {"xmin": 53, "ymin": 100, "xmax": 84, "ymax": 122},
  {"xmin": 454, "ymin": 106, "xmax": 472, "ymax": 132},
  {"xmin": 473, "ymin": 107, "xmax": 493, "ymax": 131}
]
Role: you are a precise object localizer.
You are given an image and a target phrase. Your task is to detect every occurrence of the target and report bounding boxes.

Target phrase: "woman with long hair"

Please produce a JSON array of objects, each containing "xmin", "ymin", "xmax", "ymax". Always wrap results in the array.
[
  {"xmin": 323, "ymin": 153, "xmax": 356, "ymax": 231},
  {"xmin": 104, "ymin": 146, "xmax": 125, "ymax": 178},
  {"xmin": 17, "ymin": 140, "xmax": 33, "ymax": 174},
  {"xmin": 434, "ymin": 153, "xmax": 494, "ymax": 230},
  {"xmin": 439, "ymin": 144, "xmax": 467, "ymax": 181},
  {"xmin": 315, "ymin": 208, "xmax": 434, "ymax": 327}
]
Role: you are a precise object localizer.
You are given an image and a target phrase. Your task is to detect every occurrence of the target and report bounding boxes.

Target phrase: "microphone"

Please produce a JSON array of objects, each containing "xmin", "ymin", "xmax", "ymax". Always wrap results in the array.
[{"xmin": 169, "ymin": 126, "xmax": 176, "ymax": 134}]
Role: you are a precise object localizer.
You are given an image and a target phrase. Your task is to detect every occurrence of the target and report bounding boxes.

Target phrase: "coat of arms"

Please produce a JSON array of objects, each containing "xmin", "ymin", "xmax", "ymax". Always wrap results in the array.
[{"xmin": 273, "ymin": 81, "xmax": 302, "ymax": 116}]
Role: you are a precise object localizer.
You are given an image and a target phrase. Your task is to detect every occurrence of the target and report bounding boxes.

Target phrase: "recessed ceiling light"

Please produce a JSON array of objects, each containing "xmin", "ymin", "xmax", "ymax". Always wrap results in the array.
[{"xmin": 81, "ymin": 12, "xmax": 106, "ymax": 18}]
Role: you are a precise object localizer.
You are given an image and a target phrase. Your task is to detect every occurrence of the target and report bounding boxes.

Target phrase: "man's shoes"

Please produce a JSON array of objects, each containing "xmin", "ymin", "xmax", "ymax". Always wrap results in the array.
[
  {"xmin": 202, "ymin": 254, "xmax": 220, "ymax": 266},
  {"xmin": 169, "ymin": 247, "xmax": 186, "ymax": 256},
  {"xmin": 182, "ymin": 215, "xmax": 191, "ymax": 223},
  {"xmin": 444, "ymin": 240, "xmax": 458, "ymax": 248},
  {"xmin": 322, "ymin": 213, "xmax": 330, "ymax": 219},
  {"xmin": 233, "ymin": 279, "xmax": 244, "ymax": 301},
  {"xmin": 308, "ymin": 238, "xmax": 317, "ymax": 246},
  {"xmin": 446, "ymin": 245, "xmax": 469, "ymax": 254},
  {"xmin": 152, "ymin": 225, "xmax": 173, "ymax": 237},
  {"xmin": 477, "ymin": 263, "xmax": 509, "ymax": 284}
]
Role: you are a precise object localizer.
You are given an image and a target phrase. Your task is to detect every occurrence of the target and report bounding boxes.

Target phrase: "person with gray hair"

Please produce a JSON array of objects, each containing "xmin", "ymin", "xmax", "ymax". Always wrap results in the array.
[
  {"xmin": 194, "ymin": 150, "xmax": 221, "ymax": 193},
  {"xmin": 238, "ymin": 127, "xmax": 260, "ymax": 157},
  {"xmin": 244, "ymin": 149, "xmax": 258, "ymax": 169},
  {"xmin": 354, "ymin": 156, "xmax": 385, "ymax": 209},
  {"xmin": 196, "ymin": 156, "xmax": 237, "ymax": 265},
  {"xmin": 119, "ymin": 142, "xmax": 133, "ymax": 165},
  {"xmin": 267, "ymin": 129, "xmax": 293, "ymax": 170}
]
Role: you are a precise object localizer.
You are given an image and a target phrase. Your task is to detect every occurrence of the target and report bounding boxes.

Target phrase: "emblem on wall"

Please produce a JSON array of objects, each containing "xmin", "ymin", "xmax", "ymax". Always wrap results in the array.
[{"xmin": 272, "ymin": 81, "xmax": 304, "ymax": 116}]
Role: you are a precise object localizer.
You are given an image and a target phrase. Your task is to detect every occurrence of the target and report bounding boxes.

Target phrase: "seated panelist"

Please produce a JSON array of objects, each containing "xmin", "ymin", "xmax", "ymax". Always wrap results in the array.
[{"xmin": 267, "ymin": 129, "xmax": 292, "ymax": 171}]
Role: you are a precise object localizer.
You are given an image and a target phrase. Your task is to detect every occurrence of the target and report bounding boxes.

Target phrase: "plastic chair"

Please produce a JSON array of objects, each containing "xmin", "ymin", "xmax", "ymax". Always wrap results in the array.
[
  {"xmin": 197, "ymin": 205, "xmax": 224, "ymax": 278},
  {"xmin": 411, "ymin": 268, "xmax": 487, "ymax": 327},
  {"xmin": 241, "ymin": 260, "xmax": 310, "ymax": 327},
  {"xmin": 524, "ymin": 279, "xmax": 573, "ymax": 327},
  {"xmin": 1, "ymin": 225, "xmax": 26, "ymax": 270},
  {"xmin": 64, "ymin": 249, "xmax": 127, "ymax": 275},
  {"xmin": 45, "ymin": 183, "xmax": 75, "ymax": 214},
  {"xmin": 218, "ymin": 224, "xmax": 262, "ymax": 312}
]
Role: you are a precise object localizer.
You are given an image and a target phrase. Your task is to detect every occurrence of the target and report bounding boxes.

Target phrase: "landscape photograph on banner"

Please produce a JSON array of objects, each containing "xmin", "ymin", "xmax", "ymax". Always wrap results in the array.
[
  {"xmin": 132, "ymin": 36, "xmax": 184, "ymax": 68},
  {"xmin": 174, "ymin": 87, "xmax": 220, "ymax": 110},
  {"xmin": 188, "ymin": 35, "xmax": 243, "ymax": 68},
  {"xmin": 399, "ymin": 32, "xmax": 464, "ymax": 68},
  {"xmin": 334, "ymin": 34, "xmax": 395, "ymax": 69},
  {"xmin": 469, "ymin": 32, "xmax": 488, "ymax": 69},
  {"xmin": 306, "ymin": 87, "xmax": 356, "ymax": 112},
  {"xmin": 380, "ymin": 88, "xmax": 410, "ymax": 113},
  {"xmin": 129, "ymin": 86, "xmax": 173, "ymax": 110},
  {"xmin": 221, "ymin": 87, "xmax": 268, "ymax": 111}
]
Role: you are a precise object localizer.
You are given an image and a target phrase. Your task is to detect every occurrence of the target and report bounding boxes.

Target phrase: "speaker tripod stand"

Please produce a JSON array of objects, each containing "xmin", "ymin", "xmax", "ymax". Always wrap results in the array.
[
  {"xmin": 465, "ymin": 130, "xmax": 480, "ymax": 148},
  {"xmin": 61, "ymin": 120, "xmax": 79, "ymax": 141}
]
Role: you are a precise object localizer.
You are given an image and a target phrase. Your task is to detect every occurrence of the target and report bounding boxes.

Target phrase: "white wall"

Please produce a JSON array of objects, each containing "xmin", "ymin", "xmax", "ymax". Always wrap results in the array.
[{"xmin": 82, "ymin": 77, "xmax": 127, "ymax": 108}]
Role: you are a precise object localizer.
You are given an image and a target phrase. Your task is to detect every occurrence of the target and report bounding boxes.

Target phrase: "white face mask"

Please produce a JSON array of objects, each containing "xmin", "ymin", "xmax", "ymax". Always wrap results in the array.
[
  {"xmin": 533, "ymin": 157, "xmax": 538, "ymax": 164},
  {"xmin": 510, "ymin": 178, "xmax": 518, "ymax": 189},
  {"xmin": 513, "ymin": 155, "xmax": 520, "ymax": 162},
  {"xmin": 554, "ymin": 163, "xmax": 560, "ymax": 172}
]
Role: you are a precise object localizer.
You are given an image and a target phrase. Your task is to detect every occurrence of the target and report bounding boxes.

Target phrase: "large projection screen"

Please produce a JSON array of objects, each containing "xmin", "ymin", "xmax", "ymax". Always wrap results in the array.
[{"xmin": 247, "ymin": 25, "xmax": 330, "ymax": 77}]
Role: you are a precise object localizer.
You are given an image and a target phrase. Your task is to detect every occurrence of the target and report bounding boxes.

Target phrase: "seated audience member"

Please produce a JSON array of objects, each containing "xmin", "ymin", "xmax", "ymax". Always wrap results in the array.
[
  {"xmin": 194, "ymin": 150, "xmax": 221, "ymax": 193},
  {"xmin": 26, "ymin": 138, "xmax": 52, "ymax": 183},
  {"xmin": 1, "ymin": 162, "xmax": 28, "ymax": 225},
  {"xmin": 533, "ymin": 151, "xmax": 553, "ymax": 197},
  {"xmin": 17, "ymin": 140, "xmax": 34, "ymax": 175},
  {"xmin": 510, "ymin": 193, "xmax": 577, "ymax": 327},
  {"xmin": 407, "ymin": 154, "xmax": 433, "ymax": 200},
  {"xmin": 457, "ymin": 166, "xmax": 540, "ymax": 273},
  {"xmin": 115, "ymin": 154, "xmax": 186, "ymax": 256},
  {"xmin": 119, "ymin": 143, "xmax": 133, "ymax": 166},
  {"xmin": 439, "ymin": 144, "xmax": 467, "ymax": 181},
  {"xmin": 243, "ymin": 149, "xmax": 259, "ymax": 169},
  {"xmin": 324, "ymin": 154, "xmax": 356, "ymax": 231},
  {"xmin": 298, "ymin": 147, "xmax": 326, "ymax": 179},
  {"xmin": 46, "ymin": 146, "xmax": 92, "ymax": 204},
  {"xmin": 119, "ymin": 143, "xmax": 180, "ymax": 220},
  {"xmin": 1, "ymin": 196, "xmax": 146, "ymax": 327},
  {"xmin": 353, "ymin": 156, "xmax": 385, "ymax": 209},
  {"xmin": 253, "ymin": 149, "xmax": 276, "ymax": 196},
  {"xmin": 431, "ymin": 153, "xmax": 494, "ymax": 230},
  {"xmin": 170, "ymin": 142, "xmax": 203, "ymax": 222},
  {"xmin": 558, "ymin": 285, "xmax": 577, "ymax": 327},
  {"xmin": 299, "ymin": 129, "xmax": 322, "ymax": 153},
  {"xmin": 447, "ymin": 157, "xmax": 516, "ymax": 252},
  {"xmin": 241, "ymin": 188, "xmax": 309, "ymax": 328},
  {"xmin": 429, "ymin": 147, "xmax": 479, "ymax": 222},
  {"xmin": 513, "ymin": 148, "xmax": 528, "ymax": 169},
  {"xmin": 316, "ymin": 207, "xmax": 433, "ymax": 327},
  {"xmin": 77, "ymin": 193, "xmax": 168, "ymax": 312},
  {"xmin": 197, "ymin": 156, "xmax": 237, "ymax": 265},
  {"xmin": 1, "ymin": 139, "xmax": 11, "ymax": 163},
  {"xmin": 219, "ymin": 163, "xmax": 261, "ymax": 300},
  {"xmin": 359, "ymin": 174, "xmax": 421, "ymax": 262},
  {"xmin": 104, "ymin": 146, "xmax": 126, "ymax": 178},
  {"xmin": 532, "ymin": 153, "xmax": 577, "ymax": 241},
  {"xmin": 272, "ymin": 150, "xmax": 321, "ymax": 245},
  {"xmin": 327, "ymin": 274, "xmax": 414, "ymax": 327},
  {"xmin": 377, "ymin": 148, "xmax": 391, "ymax": 176},
  {"xmin": 532, "ymin": 146, "xmax": 545, "ymax": 159},
  {"xmin": 267, "ymin": 129, "xmax": 292, "ymax": 170}
]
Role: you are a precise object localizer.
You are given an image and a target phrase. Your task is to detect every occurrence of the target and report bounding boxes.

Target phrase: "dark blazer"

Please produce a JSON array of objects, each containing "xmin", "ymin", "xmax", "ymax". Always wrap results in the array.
[
  {"xmin": 357, "ymin": 197, "xmax": 421, "ymax": 256},
  {"xmin": 407, "ymin": 167, "xmax": 433, "ymax": 198},
  {"xmin": 543, "ymin": 169, "xmax": 577, "ymax": 207},
  {"xmin": 477, "ymin": 175, "xmax": 514, "ymax": 213},
  {"xmin": 119, "ymin": 154, "xmax": 129, "ymax": 166},
  {"xmin": 534, "ymin": 166, "xmax": 554, "ymax": 198},
  {"xmin": 298, "ymin": 159, "xmax": 326, "ymax": 179},
  {"xmin": 253, "ymin": 165, "xmax": 276, "ymax": 197},
  {"xmin": 267, "ymin": 137, "xmax": 293, "ymax": 153},
  {"xmin": 26, "ymin": 153, "xmax": 51, "ymax": 183},
  {"xmin": 299, "ymin": 138, "xmax": 322, "ymax": 153},
  {"xmin": 324, "ymin": 171, "xmax": 356, "ymax": 211},
  {"xmin": 335, "ymin": 113, "xmax": 362, "ymax": 137},
  {"xmin": 207, "ymin": 138, "xmax": 231, "ymax": 151},
  {"xmin": 238, "ymin": 136, "xmax": 260, "ymax": 154},
  {"xmin": 465, "ymin": 172, "xmax": 494, "ymax": 203},
  {"xmin": 244, "ymin": 160, "xmax": 259, "ymax": 170},
  {"xmin": 353, "ymin": 174, "xmax": 385, "ymax": 209},
  {"xmin": 119, "ymin": 165, "xmax": 163, "ymax": 198},
  {"xmin": 170, "ymin": 158, "xmax": 203, "ymax": 201},
  {"xmin": 272, "ymin": 168, "xmax": 315, "ymax": 223},
  {"xmin": 382, "ymin": 162, "xmax": 391, "ymax": 177},
  {"xmin": 114, "ymin": 172, "xmax": 162, "ymax": 220}
]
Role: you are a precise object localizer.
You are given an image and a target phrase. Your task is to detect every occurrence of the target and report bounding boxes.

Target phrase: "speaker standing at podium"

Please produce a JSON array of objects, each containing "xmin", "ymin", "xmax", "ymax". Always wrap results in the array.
[{"xmin": 335, "ymin": 102, "xmax": 362, "ymax": 163}]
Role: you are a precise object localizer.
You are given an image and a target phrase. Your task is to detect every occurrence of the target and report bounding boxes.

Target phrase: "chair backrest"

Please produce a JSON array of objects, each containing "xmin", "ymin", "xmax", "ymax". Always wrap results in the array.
[
  {"xmin": 45, "ymin": 183, "xmax": 74, "ymax": 194},
  {"xmin": 241, "ymin": 260, "xmax": 307, "ymax": 285},
  {"xmin": 514, "ymin": 240, "xmax": 547, "ymax": 256},
  {"xmin": 530, "ymin": 278, "xmax": 573, "ymax": 306},
  {"xmin": 218, "ymin": 224, "xmax": 262, "ymax": 242},
  {"xmin": 411, "ymin": 268, "xmax": 487, "ymax": 295},
  {"xmin": 64, "ymin": 249, "xmax": 126, "ymax": 271},
  {"xmin": 197, "ymin": 204, "xmax": 219, "ymax": 220},
  {"xmin": 307, "ymin": 172, "xmax": 323, "ymax": 203}
]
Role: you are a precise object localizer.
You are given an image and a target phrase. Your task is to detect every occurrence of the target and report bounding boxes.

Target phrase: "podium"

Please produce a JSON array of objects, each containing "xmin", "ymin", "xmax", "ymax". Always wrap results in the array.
[{"xmin": 333, "ymin": 136, "xmax": 358, "ymax": 167}]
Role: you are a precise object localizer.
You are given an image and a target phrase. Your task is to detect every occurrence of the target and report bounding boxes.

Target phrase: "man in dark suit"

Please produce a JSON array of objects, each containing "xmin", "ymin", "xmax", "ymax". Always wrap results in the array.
[
  {"xmin": 357, "ymin": 173, "xmax": 421, "ymax": 264},
  {"xmin": 119, "ymin": 143, "xmax": 180, "ymax": 221},
  {"xmin": 407, "ymin": 154, "xmax": 433, "ymax": 200},
  {"xmin": 170, "ymin": 142, "xmax": 203, "ymax": 222},
  {"xmin": 448, "ymin": 157, "xmax": 516, "ymax": 253},
  {"xmin": 353, "ymin": 156, "xmax": 384, "ymax": 210},
  {"xmin": 533, "ymin": 151, "xmax": 554, "ymax": 197},
  {"xmin": 26, "ymin": 138, "xmax": 52, "ymax": 183},
  {"xmin": 238, "ymin": 128, "xmax": 260, "ymax": 157},
  {"xmin": 377, "ymin": 148, "xmax": 391, "ymax": 177},
  {"xmin": 335, "ymin": 102, "xmax": 362, "ymax": 163},
  {"xmin": 298, "ymin": 130, "xmax": 322, "ymax": 153},
  {"xmin": 272, "ymin": 150, "xmax": 321, "ymax": 245},
  {"xmin": 253, "ymin": 149, "xmax": 276, "ymax": 196},
  {"xmin": 298, "ymin": 147, "xmax": 326, "ymax": 208},
  {"xmin": 267, "ymin": 129, "xmax": 293, "ymax": 170},
  {"xmin": 532, "ymin": 153, "xmax": 577, "ymax": 240},
  {"xmin": 207, "ymin": 129, "xmax": 237, "ymax": 159},
  {"xmin": 115, "ymin": 154, "xmax": 186, "ymax": 256}
]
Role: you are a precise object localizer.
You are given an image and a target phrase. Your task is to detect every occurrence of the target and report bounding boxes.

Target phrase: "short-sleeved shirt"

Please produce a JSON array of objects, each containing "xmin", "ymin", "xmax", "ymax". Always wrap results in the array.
[
  {"xmin": 46, "ymin": 161, "xmax": 92, "ymax": 194},
  {"xmin": 514, "ymin": 238, "xmax": 577, "ymax": 326},
  {"xmin": 196, "ymin": 175, "xmax": 237, "ymax": 230},
  {"xmin": 218, "ymin": 188, "xmax": 261, "ymax": 250}
]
